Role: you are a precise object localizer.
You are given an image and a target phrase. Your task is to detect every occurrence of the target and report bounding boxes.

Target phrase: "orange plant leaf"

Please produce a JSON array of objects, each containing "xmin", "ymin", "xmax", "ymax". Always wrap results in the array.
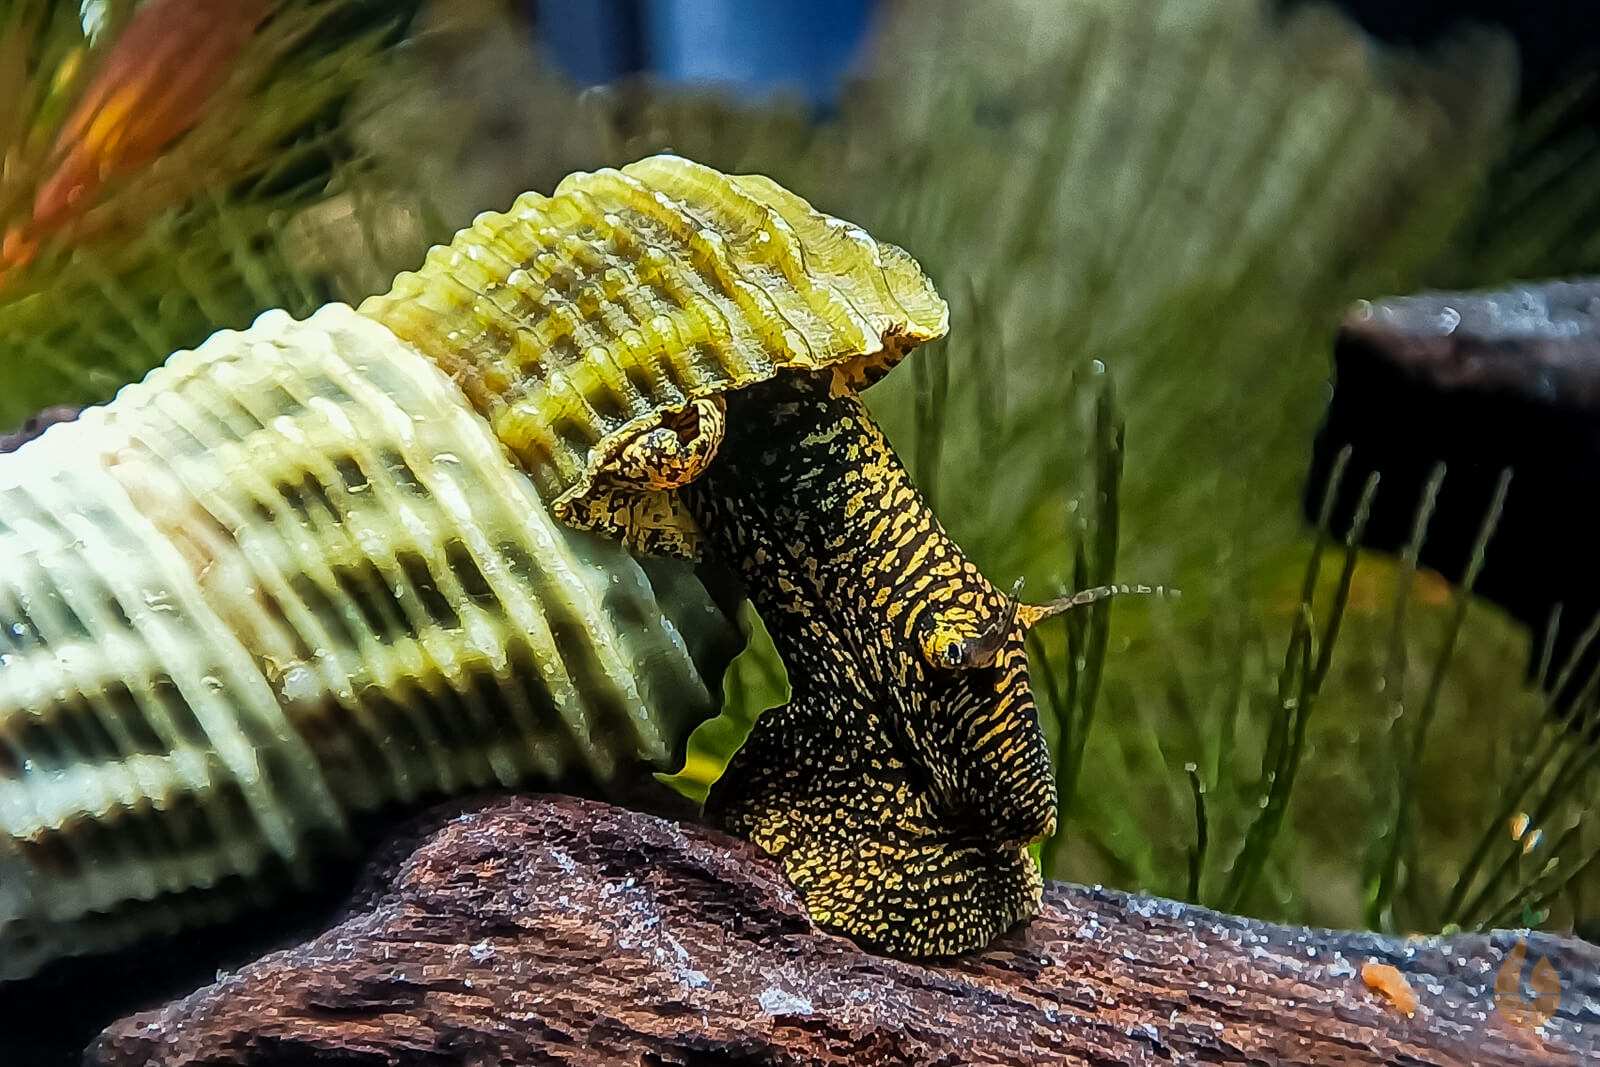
[{"xmin": 27, "ymin": 0, "xmax": 271, "ymax": 237}]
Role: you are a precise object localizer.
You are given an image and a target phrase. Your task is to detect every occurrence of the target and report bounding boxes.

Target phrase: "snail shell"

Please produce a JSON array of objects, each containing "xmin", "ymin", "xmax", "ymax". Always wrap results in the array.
[
  {"xmin": 362, "ymin": 154, "xmax": 949, "ymax": 557},
  {"xmin": 0, "ymin": 153, "xmax": 950, "ymax": 979},
  {"xmin": 0, "ymin": 304, "xmax": 739, "ymax": 980}
]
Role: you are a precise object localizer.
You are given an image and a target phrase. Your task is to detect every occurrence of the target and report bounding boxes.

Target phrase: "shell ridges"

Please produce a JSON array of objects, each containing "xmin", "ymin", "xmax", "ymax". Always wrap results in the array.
[
  {"xmin": 359, "ymin": 153, "xmax": 948, "ymax": 557},
  {"xmin": 0, "ymin": 304, "xmax": 735, "ymax": 980}
]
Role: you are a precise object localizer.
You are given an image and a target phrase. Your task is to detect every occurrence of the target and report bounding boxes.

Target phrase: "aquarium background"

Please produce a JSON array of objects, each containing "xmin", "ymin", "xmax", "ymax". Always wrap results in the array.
[{"xmin": 4, "ymin": 0, "xmax": 1599, "ymax": 943}]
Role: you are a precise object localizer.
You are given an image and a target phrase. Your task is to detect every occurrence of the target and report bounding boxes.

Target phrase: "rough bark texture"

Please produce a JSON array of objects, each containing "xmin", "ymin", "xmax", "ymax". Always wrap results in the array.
[
  {"xmin": 85, "ymin": 793, "xmax": 1599, "ymax": 1067},
  {"xmin": 1305, "ymin": 279, "xmax": 1600, "ymax": 711}
]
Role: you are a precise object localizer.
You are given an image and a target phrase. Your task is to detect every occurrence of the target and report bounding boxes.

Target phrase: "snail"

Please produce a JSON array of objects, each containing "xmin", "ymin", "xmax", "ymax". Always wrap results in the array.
[
  {"xmin": 367, "ymin": 154, "xmax": 1118, "ymax": 956},
  {"xmin": 2, "ymin": 154, "xmax": 1102, "ymax": 979}
]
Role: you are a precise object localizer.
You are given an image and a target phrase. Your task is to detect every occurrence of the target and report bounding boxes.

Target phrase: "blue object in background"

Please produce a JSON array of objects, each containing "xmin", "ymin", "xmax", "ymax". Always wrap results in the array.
[
  {"xmin": 530, "ymin": 0, "xmax": 876, "ymax": 109},
  {"xmin": 533, "ymin": 0, "xmax": 646, "ymax": 87},
  {"xmin": 645, "ymin": 0, "xmax": 874, "ymax": 107}
]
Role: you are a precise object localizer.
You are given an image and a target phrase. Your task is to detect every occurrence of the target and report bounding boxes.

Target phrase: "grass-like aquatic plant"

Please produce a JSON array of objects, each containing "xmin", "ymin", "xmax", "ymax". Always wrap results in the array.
[
  {"xmin": 0, "ymin": 0, "xmax": 420, "ymax": 425},
  {"xmin": 5, "ymin": 0, "xmax": 1598, "ymax": 938},
  {"xmin": 367, "ymin": 0, "xmax": 1599, "ymax": 935}
]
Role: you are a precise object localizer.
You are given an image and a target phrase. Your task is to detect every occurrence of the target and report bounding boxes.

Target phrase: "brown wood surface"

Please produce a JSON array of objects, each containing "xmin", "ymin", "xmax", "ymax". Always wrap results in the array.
[{"xmin": 85, "ymin": 794, "xmax": 1599, "ymax": 1066}]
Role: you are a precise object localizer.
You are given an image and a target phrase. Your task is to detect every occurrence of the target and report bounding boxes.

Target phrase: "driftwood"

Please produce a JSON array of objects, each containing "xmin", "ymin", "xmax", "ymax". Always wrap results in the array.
[
  {"xmin": 79, "ymin": 793, "xmax": 1599, "ymax": 1067},
  {"xmin": 1306, "ymin": 279, "xmax": 1600, "ymax": 710}
]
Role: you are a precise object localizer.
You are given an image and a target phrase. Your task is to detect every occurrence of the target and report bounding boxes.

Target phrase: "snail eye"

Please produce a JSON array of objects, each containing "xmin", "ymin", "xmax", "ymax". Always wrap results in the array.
[
  {"xmin": 924, "ymin": 589, "xmax": 1024, "ymax": 672},
  {"xmin": 933, "ymin": 629, "xmax": 1005, "ymax": 671}
]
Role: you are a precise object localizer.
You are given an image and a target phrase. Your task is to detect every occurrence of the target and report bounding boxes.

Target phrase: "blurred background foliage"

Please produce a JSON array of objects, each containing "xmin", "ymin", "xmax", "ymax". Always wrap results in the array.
[
  {"xmin": 0, "ymin": 0, "xmax": 427, "ymax": 424},
  {"xmin": 3, "ymin": 0, "xmax": 1598, "ymax": 940}
]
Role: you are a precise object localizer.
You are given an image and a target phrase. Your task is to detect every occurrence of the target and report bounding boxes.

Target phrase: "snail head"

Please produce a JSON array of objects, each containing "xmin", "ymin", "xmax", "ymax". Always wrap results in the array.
[{"xmin": 924, "ymin": 578, "xmax": 1165, "ymax": 672}]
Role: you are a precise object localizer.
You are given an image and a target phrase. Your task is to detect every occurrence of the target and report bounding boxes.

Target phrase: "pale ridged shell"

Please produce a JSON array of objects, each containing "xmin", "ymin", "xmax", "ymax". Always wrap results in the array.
[
  {"xmin": 361, "ymin": 154, "xmax": 948, "ymax": 556},
  {"xmin": 0, "ymin": 304, "xmax": 739, "ymax": 980}
]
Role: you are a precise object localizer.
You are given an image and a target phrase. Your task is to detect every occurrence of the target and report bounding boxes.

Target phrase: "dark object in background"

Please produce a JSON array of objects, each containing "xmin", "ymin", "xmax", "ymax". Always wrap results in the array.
[
  {"xmin": 1301, "ymin": 0, "xmax": 1600, "ymax": 116},
  {"xmin": 1305, "ymin": 280, "xmax": 1600, "ymax": 716}
]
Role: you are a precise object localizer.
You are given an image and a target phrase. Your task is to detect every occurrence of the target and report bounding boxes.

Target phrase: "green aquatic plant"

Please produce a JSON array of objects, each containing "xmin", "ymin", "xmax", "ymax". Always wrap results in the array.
[
  {"xmin": 8, "ymin": 0, "xmax": 1598, "ymax": 939},
  {"xmin": 631, "ymin": 0, "xmax": 1598, "ymax": 931},
  {"xmin": 0, "ymin": 0, "xmax": 422, "ymax": 426}
]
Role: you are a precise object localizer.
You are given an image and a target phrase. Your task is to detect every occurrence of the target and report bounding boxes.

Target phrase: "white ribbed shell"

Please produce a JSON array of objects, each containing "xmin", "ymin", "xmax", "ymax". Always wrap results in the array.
[{"xmin": 0, "ymin": 304, "xmax": 735, "ymax": 979}]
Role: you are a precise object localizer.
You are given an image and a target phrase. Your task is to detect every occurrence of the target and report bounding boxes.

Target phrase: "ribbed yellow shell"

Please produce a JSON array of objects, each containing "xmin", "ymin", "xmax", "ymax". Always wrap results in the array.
[
  {"xmin": 362, "ymin": 154, "xmax": 949, "ymax": 557},
  {"xmin": 0, "ymin": 304, "xmax": 739, "ymax": 980}
]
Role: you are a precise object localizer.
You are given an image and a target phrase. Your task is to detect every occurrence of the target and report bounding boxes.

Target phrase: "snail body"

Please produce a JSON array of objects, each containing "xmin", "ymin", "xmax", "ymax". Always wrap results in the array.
[{"xmin": 369, "ymin": 155, "xmax": 1077, "ymax": 956}]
